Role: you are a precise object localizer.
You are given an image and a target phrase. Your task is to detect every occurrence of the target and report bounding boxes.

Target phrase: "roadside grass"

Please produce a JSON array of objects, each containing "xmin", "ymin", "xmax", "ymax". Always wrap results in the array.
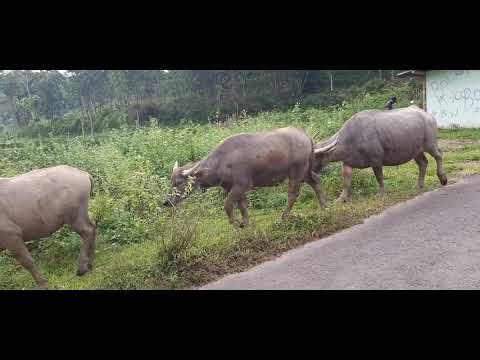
[{"xmin": 1, "ymin": 86, "xmax": 480, "ymax": 290}]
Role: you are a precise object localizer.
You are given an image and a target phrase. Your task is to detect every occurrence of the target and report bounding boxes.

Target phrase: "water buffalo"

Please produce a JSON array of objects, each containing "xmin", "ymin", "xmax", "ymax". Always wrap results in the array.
[
  {"xmin": 313, "ymin": 105, "xmax": 448, "ymax": 202},
  {"xmin": 0, "ymin": 165, "xmax": 96, "ymax": 289},
  {"xmin": 163, "ymin": 127, "xmax": 325, "ymax": 227}
]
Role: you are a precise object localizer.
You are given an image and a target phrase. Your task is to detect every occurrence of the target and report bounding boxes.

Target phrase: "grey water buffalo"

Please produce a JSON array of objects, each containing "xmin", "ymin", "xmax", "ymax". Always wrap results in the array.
[
  {"xmin": 0, "ymin": 165, "xmax": 96, "ymax": 289},
  {"xmin": 313, "ymin": 105, "xmax": 448, "ymax": 202},
  {"xmin": 163, "ymin": 127, "xmax": 325, "ymax": 227}
]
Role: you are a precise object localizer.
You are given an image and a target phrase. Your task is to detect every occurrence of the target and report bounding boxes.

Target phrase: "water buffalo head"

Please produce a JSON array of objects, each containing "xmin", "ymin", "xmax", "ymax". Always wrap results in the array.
[
  {"xmin": 312, "ymin": 136, "xmax": 338, "ymax": 173},
  {"xmin": 163, "ymin": 161, "xmax": 209, "ymax": 207}
]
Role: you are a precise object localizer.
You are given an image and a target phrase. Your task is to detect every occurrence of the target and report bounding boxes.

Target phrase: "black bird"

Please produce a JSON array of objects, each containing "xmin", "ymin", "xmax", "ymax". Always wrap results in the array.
[{"xmin": 384, "ymin": 96, "xmax": 397, "ymax": 110}]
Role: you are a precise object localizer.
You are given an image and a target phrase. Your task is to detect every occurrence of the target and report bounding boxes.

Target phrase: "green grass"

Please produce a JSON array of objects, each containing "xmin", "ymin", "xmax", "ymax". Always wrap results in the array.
[
  {"xmin": 438, "ymin": 128, "xmax": 480, "ymax": 141},
  {"xmin": 2, "ymin": 84, "xmax": 480, "ymax": 290}
]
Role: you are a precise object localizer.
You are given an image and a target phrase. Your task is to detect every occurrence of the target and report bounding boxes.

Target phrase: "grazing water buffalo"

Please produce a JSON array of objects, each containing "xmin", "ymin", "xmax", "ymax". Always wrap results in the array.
[
  {"xmin": 313, "ymin": 105, "xmax": 448, "ymax": 202},
  {"xmin": 163, "ymin": 127, "xmax": 325, "ymax": 227},
  {"xmin": 0, "ymin": 165, "xmax": 96, "ymax": 289}
]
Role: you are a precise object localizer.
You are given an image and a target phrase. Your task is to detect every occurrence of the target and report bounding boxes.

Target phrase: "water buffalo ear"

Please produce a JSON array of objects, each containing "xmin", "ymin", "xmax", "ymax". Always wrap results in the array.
[{"xmin": 173, "ymin": 161, "xmax": 179, "ymax": 171}]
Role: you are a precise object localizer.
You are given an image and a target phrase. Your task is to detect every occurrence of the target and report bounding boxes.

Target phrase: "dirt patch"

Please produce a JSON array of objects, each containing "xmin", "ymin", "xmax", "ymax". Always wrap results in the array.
[{"xmin": 439, "ymin": 139, "xmax": 480, "ymax": 150}]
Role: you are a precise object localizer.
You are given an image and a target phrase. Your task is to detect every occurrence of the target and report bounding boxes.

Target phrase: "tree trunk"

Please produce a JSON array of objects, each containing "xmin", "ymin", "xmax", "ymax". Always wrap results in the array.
[
  {"xmin": 90, "ymin": 95, "xmax": 98, "ymax": 118},
  {"xmin": 26, "ymin": 81, "xmax": 31, "ymax": 97},
  {"xmin": 22, "ymin": 72, "xmax": 32, "ymax": 98},
  {"xmin": 329, "ymin": 71, "xmax": 334, "ymax": 92},
  {"xmin": 90, "ymin": 113, "xmax": 94, "ymax": 136},
  {"xmin": 155, "ymin": 76, "xmax": 161, "ymax": 98},
  {"xmin": 16, "ymin": 71, "xmax": 32, "ymax": 97},
  {"xmin": 8, "ymin": 96, "xmax": 20, "ymax": 127},
  {"xmin": 379, "ymin": 70, "xmax": 383, "ymax": 80},
  {"xmin": 241, "ymin": 71, "xmax": 247, "ymax": 99},
  {"xmin": 273, "ymin": 72, "xmax": 277, "ymax": 96},
  {"xmin": 80, "ymin": 95, "xmax": 89, "ymax": 137},
  {"xmin": 29, "ymin": 109, "xmax": 36, "ymax": 126},
  {"xmin": 299, "ymin": 71, "xmax": 309, "ymax": 98},
  {"xmin": 51, "ymin": 103, "xmax": 55, "ymax": 131},
  {"xmin": 81, "ymin": 117, "xmax": 85, "ymax": 137},
  {"xmin": 89, "ymin": 97, "xmax": 99, "ymax": 135}
]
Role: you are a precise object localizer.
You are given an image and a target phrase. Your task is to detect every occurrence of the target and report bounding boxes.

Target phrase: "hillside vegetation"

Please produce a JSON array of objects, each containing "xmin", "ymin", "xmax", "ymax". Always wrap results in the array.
[
  {"xmin": 0, "ymin": 70, "xmax": 403, "ymax": 137},
  {"xmin": 1, "ymin": 83, "xmax": 478, "ymax": 290}
]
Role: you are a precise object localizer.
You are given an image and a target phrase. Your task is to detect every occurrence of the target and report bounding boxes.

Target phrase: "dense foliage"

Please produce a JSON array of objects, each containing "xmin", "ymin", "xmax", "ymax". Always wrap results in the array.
[{"xmin": 0, "ymin": 70, "xmax": 409, "ymax": 137}]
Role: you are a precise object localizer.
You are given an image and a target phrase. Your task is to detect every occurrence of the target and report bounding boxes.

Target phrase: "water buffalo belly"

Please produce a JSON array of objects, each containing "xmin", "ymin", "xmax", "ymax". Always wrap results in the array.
[
  {"xmin": 8, "ymin": 190, "xmax": 68, "ymax": 241},
  {"xmin": 252, "ymin": 170, "xmax": 289, "ymax": 187},
  {"xmin": 381, "ymin": 141, "xmax": 423, "ymax": 166}
]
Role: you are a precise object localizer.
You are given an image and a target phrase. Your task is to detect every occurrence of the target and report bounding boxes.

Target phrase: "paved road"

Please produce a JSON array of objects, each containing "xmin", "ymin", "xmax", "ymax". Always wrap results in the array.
[{"xmin": 200, "ymin": 175, "xmax": 480, "ymax": 290}]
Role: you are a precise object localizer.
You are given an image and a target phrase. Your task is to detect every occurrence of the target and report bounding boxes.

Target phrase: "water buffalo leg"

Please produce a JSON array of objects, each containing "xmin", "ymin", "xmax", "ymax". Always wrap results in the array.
[
  {"xmin": 282, "ymin": 180, "xmax": 301, "ymax": 220},
  {"xmin": 71, "ymin": 214, "xmax": 96, "ymax": 276},
  {"xmin": 372, "ymin": 166, "xmax": 385, "ymax": 196},
  {"xmin": 306, "ymin": 171, "xmax": 326, "ymax": 207},
  {"xmin": 224, "ymin": 188, "xmax": 246, "ymax": 227},
  {"xmin": 336, "ymin": 163, "xmax": 353, "ymax": 203},
  {"xmin": 427, "ymin": 147, "xmax": 448, "ymax": 186},
  {"xmin": 8, "ymin": 238, "xmax": 48, "ymax": 289},
  {"xmin": 222, "ymin": 187, "xmax": 230, "ymax": 199},
  {"xmin": 414, "ymin": 153, "xmax": 428, "ymax": 190},
  {"xmin": 237, "ymin": 195, "xmax": 249, "ymax": 227}
]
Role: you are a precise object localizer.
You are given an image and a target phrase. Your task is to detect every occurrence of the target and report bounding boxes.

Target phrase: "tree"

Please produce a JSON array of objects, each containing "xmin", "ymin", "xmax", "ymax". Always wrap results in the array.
[
  {"xmin": 13, "ymin": 70, "xmax": 35, "ymax": 97},
  {"xmin": 34, "ymin": 71, "xmax": 68, "ymax": 123},
  {"xmin": 0, "ymin": 71, "xmax": 24, "ymax": 125},
  {"xmin": 17, "ymin": 95, "xmax": 40, "ymax": 126},
  {"xmin": 329, "ymin": 70, "xmax": 335, "ymax": 92}
]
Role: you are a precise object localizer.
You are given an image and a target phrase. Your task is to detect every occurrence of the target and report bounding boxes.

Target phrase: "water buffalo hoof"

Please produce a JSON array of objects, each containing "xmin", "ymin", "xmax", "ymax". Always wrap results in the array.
[
  {"xmin": 77, "ymin": 267, "xmax": 90, "ymax": 277},
  {"xmin": 230, "ymin": 219, "xmax": 243, "ymax": 228},
  {"xmin": 37, "ymin": 282, "xmax": 49, "ymax": 290},
  {"xmin": 440, "ymin": 176, "xmax": 448, "ymax": 186},
  {"xmin": 281, "ymin": 213, "xmax": 291, "ymax": 221}
]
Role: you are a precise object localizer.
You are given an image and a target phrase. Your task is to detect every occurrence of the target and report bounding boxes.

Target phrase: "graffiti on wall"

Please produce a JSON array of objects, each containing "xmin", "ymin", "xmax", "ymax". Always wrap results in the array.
[{"xmin": 427, "ymin": 70, "xmax": 480, "ymax": 127}]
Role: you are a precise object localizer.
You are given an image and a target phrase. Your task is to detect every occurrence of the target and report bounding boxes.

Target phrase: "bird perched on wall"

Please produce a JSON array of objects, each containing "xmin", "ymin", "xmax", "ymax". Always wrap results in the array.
[{"xmin": 384, "ymin": 96, "xmax": 397, "ymax": 110}]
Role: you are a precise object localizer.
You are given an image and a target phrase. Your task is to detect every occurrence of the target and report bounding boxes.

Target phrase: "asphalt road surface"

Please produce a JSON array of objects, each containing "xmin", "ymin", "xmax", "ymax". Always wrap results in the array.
[{"xmin": 200, "ymin": 175, "xmax": 480, "ymax": 290}]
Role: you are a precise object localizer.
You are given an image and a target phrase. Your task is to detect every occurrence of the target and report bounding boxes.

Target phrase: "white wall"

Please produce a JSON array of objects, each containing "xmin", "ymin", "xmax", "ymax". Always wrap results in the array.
[{"xmin": 426, "ymin": 70, "xmax": 480, "ymax": 128}]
